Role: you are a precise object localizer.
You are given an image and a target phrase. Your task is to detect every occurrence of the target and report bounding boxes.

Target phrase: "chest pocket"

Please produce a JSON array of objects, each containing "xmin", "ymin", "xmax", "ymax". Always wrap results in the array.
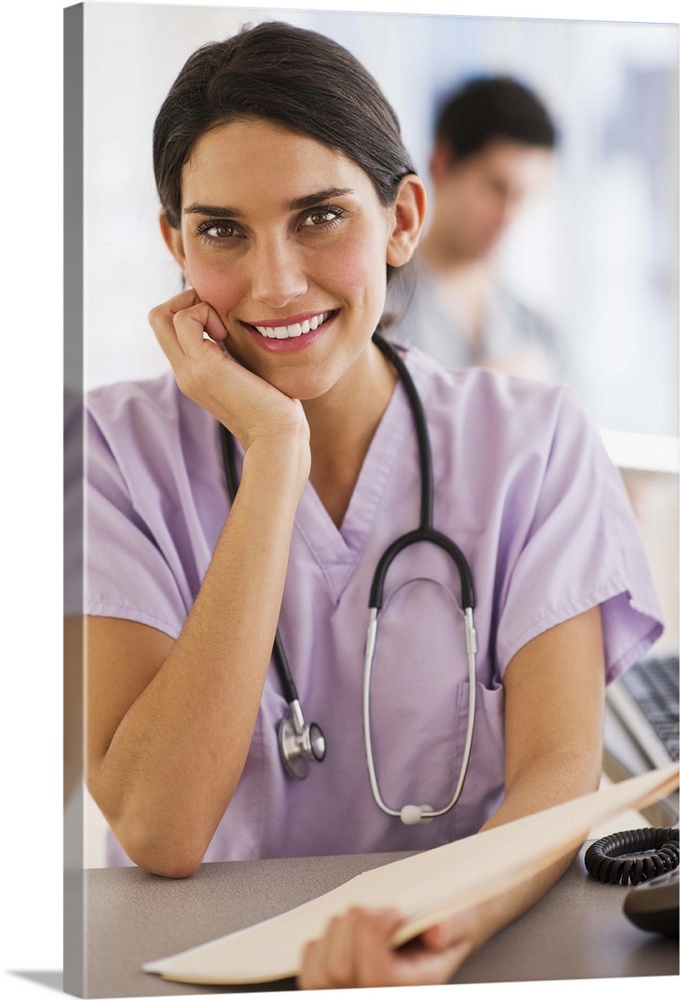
[{"xmin": 366, "ymin": 572, "xmax": 476, "ymax": 816}]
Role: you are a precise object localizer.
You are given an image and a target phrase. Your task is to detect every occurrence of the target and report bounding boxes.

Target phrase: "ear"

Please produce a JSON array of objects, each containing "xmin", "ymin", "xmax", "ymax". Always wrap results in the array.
[
  {"xmin": 386, "ymin": 175, "xmax": 428, "ymax": 268},
  {"xmin": 159, "ymin": 211, "xmax": 192, "ymax": 284},
  {"xmin": 429, "ymin": 139, "xmax": 455, "ymax": 183}
]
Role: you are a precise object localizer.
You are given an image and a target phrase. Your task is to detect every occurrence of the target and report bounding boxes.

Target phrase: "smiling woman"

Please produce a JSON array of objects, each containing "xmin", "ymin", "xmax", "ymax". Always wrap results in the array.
[
  {"xmin": 158, "ymin": 119, "xmax": 419, "ymax": 399},
  {"xmin": 68, "ymin": 19, "xmax": 665, "ymax": 991}
]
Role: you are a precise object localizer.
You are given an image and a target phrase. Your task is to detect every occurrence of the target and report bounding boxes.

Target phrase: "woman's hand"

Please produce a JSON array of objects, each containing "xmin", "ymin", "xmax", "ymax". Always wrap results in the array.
[
  {"xmin": 148, "ymin": 287, "xmax": 309, "ymax": 452},
  {"xmin": 297, "ymin": 907, "xmax": 479, "ymax": 990}
]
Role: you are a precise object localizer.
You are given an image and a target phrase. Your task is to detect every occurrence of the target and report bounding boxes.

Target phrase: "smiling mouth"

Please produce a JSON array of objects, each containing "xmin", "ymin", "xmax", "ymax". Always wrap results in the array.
[{"xmin": 249, "ymin": 310, "xmax": 336, "ymax": 340}]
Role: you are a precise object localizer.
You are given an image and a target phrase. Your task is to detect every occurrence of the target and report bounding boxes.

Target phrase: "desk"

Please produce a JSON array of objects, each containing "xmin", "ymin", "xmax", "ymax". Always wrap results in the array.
[{"xmin": 66, "ymin": 843, "xmax": 678, "ymax": 998}]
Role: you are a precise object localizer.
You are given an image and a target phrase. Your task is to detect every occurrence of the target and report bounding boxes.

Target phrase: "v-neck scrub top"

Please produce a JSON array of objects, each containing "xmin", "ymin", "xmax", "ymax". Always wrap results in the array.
[{"xmin": 75, "ymin": 346, "xmax": 663, "ymax": 865}]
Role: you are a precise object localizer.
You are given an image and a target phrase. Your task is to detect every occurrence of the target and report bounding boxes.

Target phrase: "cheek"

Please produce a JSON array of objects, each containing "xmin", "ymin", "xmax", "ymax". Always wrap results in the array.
[
  {"xmin": 460, "ymin": 189, "xmax": 495, "ymax": 230},
  {"xmin": 326, "ymin": 233, "xmax": 388, "ymax": 304},
  {"xmin": 184, "ymin": 255, "xmax": 243, "ymax": 310}
]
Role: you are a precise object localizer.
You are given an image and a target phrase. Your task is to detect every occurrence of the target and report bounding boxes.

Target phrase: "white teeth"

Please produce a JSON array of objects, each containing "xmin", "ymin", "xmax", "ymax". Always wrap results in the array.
[{"xmin": 253, "ymin": 311, "xmax": 331, "ymax": 339}]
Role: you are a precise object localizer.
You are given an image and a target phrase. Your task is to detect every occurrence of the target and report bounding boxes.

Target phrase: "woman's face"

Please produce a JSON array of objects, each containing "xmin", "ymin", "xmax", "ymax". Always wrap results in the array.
[{"xmin": 163, "ymin": 118, "xmax": 422, "ymax": 401}]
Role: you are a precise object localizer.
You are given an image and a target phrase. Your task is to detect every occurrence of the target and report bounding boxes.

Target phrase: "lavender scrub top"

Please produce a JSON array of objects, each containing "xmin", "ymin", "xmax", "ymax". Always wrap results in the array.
[{"xmin": 72, "ymin": 345, "xmax": 663, "ymax": 865}]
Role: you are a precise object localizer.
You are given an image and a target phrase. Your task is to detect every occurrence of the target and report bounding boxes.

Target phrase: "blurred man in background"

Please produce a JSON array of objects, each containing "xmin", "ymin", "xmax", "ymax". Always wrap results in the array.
[{"xmin": 389, "ymin": 75, "xmax": 566, "ymax": 382}]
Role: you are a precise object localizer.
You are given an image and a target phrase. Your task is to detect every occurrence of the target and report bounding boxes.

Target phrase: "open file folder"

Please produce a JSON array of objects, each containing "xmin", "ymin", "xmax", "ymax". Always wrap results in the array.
[{"xmin": 144, "ymin": 763, "xmax": 679, "ymax": 985}]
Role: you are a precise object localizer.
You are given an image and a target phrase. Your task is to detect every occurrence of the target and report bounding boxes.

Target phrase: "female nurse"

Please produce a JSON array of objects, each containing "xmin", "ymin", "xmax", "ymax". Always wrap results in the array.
[{"xmin": 75, "ymin": 20, "xmax": 664, "ymax": 989}]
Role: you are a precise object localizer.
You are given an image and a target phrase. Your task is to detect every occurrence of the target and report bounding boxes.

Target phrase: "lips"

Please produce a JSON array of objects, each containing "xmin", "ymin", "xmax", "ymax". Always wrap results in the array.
[{"xmin": 249, "ymin": 310, "xmax": 335, "ymax": 340}]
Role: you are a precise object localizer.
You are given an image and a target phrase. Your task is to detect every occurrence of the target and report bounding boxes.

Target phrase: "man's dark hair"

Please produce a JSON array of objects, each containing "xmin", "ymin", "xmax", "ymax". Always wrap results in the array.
[{"xmin": 434, "ymin": 75, "xmax": 558, "ymax": 161}]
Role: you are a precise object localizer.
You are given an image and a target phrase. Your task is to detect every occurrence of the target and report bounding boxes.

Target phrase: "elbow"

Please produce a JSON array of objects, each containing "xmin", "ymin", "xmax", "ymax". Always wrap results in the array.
[
  {"xmin": 87, "ymin": 773, "xmax": 216, "ymax": 878},
  {"xmin": 103, "ymin": 804, "xmax": 208, "ymax": 878},
  {"xmin": 121, "ymin": 826, "xmax": 206, "ymax": 879},
  {"xmin": 142, "ymin": 855, "xmax": 203, "ymax": 880}
]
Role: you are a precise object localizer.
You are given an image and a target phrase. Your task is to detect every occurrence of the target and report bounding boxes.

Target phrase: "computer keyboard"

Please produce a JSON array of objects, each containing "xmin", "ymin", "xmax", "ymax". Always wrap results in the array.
[{"xmin": 606, "ymin": 654, "xmax": 679, "ymax": 768}]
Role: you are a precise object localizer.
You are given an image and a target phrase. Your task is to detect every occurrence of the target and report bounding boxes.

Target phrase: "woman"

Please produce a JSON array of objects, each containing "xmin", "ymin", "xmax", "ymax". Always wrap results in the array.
[{"xmin": 76, "ymin": 20, "xmax": 663, "ymax": 988}]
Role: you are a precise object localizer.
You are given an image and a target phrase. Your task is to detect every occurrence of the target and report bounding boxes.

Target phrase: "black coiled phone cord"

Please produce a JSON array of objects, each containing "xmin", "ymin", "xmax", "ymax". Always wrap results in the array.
[{"xmin": 584, "ymin": 827, "xmax": 679, "ymax": 886}]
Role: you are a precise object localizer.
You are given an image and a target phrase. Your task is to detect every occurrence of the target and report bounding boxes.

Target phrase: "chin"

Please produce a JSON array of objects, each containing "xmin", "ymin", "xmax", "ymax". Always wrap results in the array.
[{"xmin": 273, "ymin": 372, "xmax": 337, "ymax": 402}]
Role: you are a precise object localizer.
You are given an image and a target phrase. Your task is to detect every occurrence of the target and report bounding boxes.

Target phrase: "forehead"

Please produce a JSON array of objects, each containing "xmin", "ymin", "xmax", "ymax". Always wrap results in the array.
[
  {"xmin": 181, "ymin": 118, "xmax": 373, "ymax": 208},
  {"xmin": 468, "ymin": 139, "xmax": 553, "ymax": 184}
]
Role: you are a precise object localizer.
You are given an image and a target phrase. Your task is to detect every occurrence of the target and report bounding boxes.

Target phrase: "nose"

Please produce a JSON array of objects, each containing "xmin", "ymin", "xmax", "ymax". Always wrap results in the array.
[{"xmin": 250, "ymin": 235, "xmax": 308, "ymax": 309}]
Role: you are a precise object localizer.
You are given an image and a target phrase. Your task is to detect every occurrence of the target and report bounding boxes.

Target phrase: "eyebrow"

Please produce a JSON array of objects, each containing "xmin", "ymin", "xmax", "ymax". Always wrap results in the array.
[
  {"xmin": 285, "ymin": 188, "xmax": 354, "ymax": 211},
  {"xmin": 183, "ymin": 188, "xmax": 355, "ymax": 218}
]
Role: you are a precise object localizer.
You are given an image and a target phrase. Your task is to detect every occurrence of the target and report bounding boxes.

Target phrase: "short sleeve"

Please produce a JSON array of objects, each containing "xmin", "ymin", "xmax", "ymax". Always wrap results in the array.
[
  {"xmin": 495, "ymin": 390, "xmax": 663, "ymax": 683},
  {"xmin": 64, "ymin": 389, "xmax": 84, "ymax": 616},
  {"xmin": 84, "ymin": 409, "xmax": 189, "ymax": 637},
  {"xmin": 80, "ymin": 375, "xmax": 223, "ymax": 639}
]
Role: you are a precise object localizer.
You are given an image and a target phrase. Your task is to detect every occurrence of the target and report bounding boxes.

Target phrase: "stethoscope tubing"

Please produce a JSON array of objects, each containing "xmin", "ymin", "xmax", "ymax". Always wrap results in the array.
[
  {"xmin": 218, "ymin": 331, "xmax": 478, "ymax": 819},
  {"xmin": 369, "ymin": 526, "xmax": 475, "ymax": 611},
  {"xmin": 362, "ymin": 602, "xmax": 477, "ymax": 821},
  {"xmin": 361, "ymin": 335, "xmax": 477, "ymax": 821}
]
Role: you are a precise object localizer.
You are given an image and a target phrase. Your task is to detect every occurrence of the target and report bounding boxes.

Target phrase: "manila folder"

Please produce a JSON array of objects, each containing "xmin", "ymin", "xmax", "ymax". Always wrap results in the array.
[{"xmin": 143, "ymin": 762, "xmax": 679, "ymax": 985}]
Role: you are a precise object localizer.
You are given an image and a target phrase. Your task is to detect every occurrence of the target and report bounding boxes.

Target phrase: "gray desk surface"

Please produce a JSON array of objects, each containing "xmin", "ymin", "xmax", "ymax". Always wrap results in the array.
[{"xmin": 66, "ymin": 843, "xmax": 678, "ymax": 999}]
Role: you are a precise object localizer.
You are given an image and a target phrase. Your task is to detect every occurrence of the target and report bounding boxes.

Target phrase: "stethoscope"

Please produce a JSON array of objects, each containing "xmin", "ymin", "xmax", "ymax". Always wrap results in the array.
[{"xmin": 218, "ymin": 332, "xmax": 478, "ymax": 825}]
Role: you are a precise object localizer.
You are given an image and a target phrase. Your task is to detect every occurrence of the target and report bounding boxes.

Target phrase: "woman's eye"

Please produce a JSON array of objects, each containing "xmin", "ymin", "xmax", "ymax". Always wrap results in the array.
[
  {"xmin": 196, "ymin": 220, "xmax": 241, "ymax": 242},
  {"xmin": 301, "ymin": 207, "xmax": 344, "ymax": 229}
]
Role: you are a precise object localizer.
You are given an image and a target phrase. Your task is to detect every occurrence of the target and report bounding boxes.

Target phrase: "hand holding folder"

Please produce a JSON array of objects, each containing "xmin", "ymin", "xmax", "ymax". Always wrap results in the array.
[{"xmin": 143, "ymin": 763, "xmax": 679, "ymax": 986}]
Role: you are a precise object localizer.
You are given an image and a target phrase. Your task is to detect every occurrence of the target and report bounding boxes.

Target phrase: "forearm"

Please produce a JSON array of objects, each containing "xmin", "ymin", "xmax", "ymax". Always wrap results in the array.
[
  {"xmin": 461, "ymin": 607, "xmax": 606, "ymax": 944},
  {"xmin": 460, "ymin": 747, "xmax": 603, "ymax": 950},
  {"xmin": 483, "ymin": 743, "xmax": 603, "ymax": 833},
  {"xmin": 90, "ymin": 436, "xmax": 309, "ymax": 875}
]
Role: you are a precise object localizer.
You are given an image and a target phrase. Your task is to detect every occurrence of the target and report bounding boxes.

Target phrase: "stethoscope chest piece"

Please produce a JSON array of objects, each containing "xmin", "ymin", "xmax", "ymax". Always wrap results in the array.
[{"xmin": 278, "ymin": 699, "xmax": 327, "ymax": 779}]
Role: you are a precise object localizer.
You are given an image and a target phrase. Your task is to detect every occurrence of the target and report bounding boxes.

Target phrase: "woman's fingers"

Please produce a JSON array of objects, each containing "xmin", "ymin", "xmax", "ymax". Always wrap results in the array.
[
  {"xmin": 149, "ymin": 288, "xmax": 198, "ymax": 368},
  {"xmin": 301, "ymin": 910, "xmax": 360, "ymax": 988},
  {"xmin": 419, "ymin": 901, "xmax": 491, "ymax": 956},
  {"xmin": 297, "ymin": 908, "xmax": 472, "ymax": 990},
  {"xmin": 352, "ymin": 911, "xmax": 471, "ymax": 988},
  {"xmin": 149, "ymin": 289, "xmax": 226, "ymax": 365},
  {"xmin": 298, "ymin": 908, "xmax": 398, "ymax": 989},
  {"xmin": 147, "ymin": 289, "xmax": 310, "ymax": 451},
  {"xmin": 150, "ymin": 298, "xmax": 232, "ymax": 414}
]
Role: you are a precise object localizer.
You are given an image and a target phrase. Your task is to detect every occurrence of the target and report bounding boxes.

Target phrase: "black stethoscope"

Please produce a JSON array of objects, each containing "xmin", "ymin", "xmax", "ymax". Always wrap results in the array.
[{"xmin": 219, "ymin": 332, "xmax": 478, "ymax": 825}]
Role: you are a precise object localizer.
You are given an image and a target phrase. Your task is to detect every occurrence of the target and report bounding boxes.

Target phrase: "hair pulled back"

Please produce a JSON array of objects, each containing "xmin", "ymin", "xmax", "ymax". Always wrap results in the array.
[{"xmin": 153, "ymin": 20, "xmax": 417, "ymax": 229}]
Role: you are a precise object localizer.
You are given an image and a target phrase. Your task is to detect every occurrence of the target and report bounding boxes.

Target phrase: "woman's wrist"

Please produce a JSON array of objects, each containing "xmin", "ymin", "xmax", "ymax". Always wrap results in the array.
[{"xmin": 243, "ymin": 429, "xmax": 311, "ymax": 495}]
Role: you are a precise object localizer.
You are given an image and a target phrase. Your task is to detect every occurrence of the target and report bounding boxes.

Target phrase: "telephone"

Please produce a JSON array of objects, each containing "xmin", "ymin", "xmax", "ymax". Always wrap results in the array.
[
  {"xmin": 624, "ymin": 867, "xmax": 679, "ymax": 938},
  {"xmin": 584, "ymin": 826, "xmax": 679, "ymax": 939}
]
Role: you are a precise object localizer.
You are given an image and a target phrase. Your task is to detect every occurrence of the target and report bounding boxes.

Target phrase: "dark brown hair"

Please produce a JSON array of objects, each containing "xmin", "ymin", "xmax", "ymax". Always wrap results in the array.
[
  {"xmin": 153, "ymin": 20, "xmax": 418, "ymax": 230},
  {"xmin": 435, "ymin": 75, "xmax": 558, "ymax": 163}
]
